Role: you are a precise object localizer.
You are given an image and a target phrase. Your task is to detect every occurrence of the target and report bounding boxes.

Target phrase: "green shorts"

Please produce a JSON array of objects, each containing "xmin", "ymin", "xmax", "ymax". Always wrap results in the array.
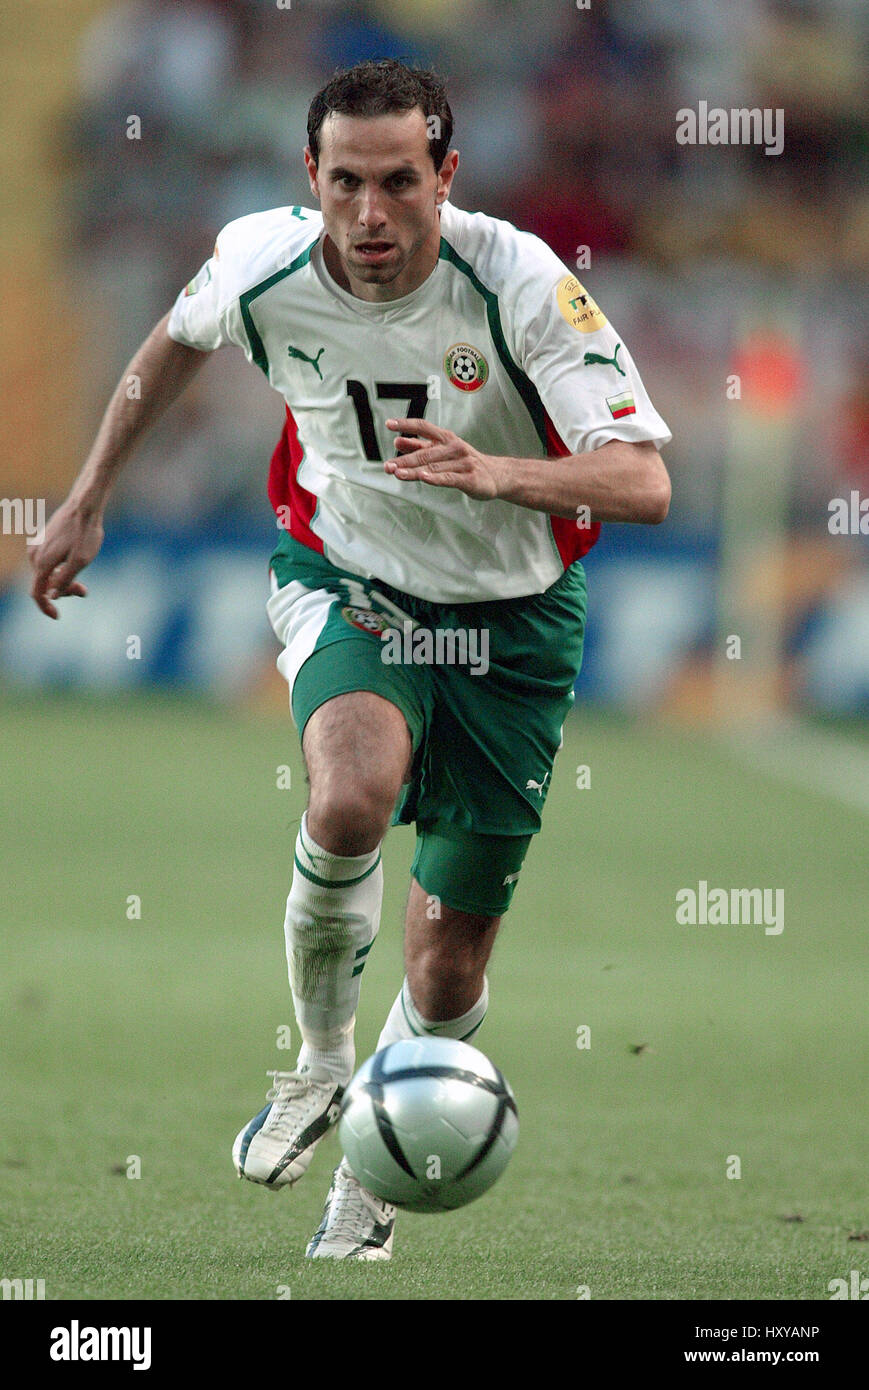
[{"xmin": 267, "ymin": 533, "xmax": 587, "ymax": 916}]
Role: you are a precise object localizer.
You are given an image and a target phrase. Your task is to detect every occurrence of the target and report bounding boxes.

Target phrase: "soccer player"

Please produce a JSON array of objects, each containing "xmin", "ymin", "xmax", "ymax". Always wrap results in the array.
[{"xmin": 30, "ymin": 59, "xmax": 671, "ymax": 1261}]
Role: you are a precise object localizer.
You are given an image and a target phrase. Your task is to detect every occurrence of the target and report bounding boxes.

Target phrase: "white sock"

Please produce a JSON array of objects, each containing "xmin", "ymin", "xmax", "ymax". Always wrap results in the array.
[
  {"xmin": 296, "ymin": 1017, "xmax": 356, "ymax": 1083},
  {"xmin": 287, "ymin": 812, "xmax": 383, "ymax": 1085},
  {"xmin": 376, "ymin": 975, "xmax": 489, "ymax": 1049}
]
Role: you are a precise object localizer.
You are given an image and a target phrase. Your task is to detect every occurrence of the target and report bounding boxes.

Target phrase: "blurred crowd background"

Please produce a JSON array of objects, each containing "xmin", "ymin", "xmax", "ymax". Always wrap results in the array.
[{"xmin": 1, "ymin": 0, "xmax": 867, "ymax": 713}]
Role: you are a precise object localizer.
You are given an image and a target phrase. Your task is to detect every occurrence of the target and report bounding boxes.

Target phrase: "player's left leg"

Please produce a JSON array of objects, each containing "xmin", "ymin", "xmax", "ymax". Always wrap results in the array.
[
  {"xmin": 307, "ymin": 843, "xmax": 524, "ymax": 1262},
  {"xmin": 306, "ymin": 885, "xmax": 503, "ymax": 1262},
  {"xmin": 403, "ymin": 876, "xmax": 500, "ymax": 1018}
]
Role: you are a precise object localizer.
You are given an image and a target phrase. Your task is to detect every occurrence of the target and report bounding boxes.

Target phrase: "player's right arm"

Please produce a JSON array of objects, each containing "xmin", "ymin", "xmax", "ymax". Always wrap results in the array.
[
  {"xmin": 32, "ymin": 208, "xmax": 316, "ymax": 618},
  {"xmin": 30, "ymin": 311, "xmax": 209, "ymax": 619}
]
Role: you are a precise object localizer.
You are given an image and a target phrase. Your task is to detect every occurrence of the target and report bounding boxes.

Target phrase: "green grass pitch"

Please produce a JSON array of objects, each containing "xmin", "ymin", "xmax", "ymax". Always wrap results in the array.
[{"xmin": 1, "ymin": 691, "xmax": 866, "ymax": 1301}]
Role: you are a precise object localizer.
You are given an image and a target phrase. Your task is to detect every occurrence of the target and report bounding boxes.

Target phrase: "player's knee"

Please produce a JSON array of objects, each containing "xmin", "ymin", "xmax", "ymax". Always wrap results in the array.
[{"xmin": 307, "ymin": 781, "xmax": 394, "ymax": 855}]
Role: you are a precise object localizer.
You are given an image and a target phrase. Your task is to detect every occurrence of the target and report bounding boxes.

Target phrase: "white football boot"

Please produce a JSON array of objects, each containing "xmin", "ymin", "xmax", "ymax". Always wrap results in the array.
[
  {"xmin": 233, "ymin": 1066, "xmax": 344, "ymax": 1188},
  {"xmin": 306, "ymin": 1157, "xmax": 396, "ymax": 1260}
]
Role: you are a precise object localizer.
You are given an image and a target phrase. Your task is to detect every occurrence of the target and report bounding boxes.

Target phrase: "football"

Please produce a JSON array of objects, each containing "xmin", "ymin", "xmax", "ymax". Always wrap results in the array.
[{"xmin": 338, "ymin": 1037, "xmax": 519, "ymax": 1212}]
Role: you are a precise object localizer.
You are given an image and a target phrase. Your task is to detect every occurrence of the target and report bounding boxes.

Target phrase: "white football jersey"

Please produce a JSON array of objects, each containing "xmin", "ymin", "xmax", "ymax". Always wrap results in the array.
[{"xmin": 168, "ymin": 201, "xmax": 670, "ymax": 602}]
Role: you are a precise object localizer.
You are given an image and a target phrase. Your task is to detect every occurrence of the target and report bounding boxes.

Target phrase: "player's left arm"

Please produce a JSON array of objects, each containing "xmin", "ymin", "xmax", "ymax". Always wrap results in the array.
[{"xmin": 384, "ymin": 419, "xmax": 670, "ymax": 524}]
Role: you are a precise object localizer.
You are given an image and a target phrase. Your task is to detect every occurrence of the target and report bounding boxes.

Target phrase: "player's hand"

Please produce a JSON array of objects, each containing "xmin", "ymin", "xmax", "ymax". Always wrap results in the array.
[
  {"xmin": 29, "ymin": 500, "xmax": 104, "ymax": 620},
  {"xmin": 384, "ymin": 418, "xmax": 507, "ymax": 501}
]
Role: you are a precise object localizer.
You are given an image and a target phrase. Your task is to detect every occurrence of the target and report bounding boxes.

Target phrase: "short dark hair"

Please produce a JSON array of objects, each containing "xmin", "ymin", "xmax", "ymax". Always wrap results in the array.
[{"xmin": 307, "ymin": 58, "xmax": 453, "ymax": 171}]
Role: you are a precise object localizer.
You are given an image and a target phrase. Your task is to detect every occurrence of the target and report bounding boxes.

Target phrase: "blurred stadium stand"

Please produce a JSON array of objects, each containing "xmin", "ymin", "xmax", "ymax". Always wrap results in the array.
[{"xmin": 0, "ymin": 0, "xmax": 867, "ymax": 714}]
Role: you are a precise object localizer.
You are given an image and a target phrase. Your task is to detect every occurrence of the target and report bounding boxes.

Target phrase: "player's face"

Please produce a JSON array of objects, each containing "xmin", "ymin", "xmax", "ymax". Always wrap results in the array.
[{"xmin": 305, "ymin": 109, "xmax": 457, "ymax": 301}]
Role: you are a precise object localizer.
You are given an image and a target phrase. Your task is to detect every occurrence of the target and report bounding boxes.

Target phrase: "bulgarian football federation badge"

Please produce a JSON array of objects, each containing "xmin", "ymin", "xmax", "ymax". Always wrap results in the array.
[
  {"xmin": 340, "ymin": 605, "xmax": 394, "ymax": 637},
  {"xmin": 444, "ymin": 343, "xmax": 489, "ymax": 392}
]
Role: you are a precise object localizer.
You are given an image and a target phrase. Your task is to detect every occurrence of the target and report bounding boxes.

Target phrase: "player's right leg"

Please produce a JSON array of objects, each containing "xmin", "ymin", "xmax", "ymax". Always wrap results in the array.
[
  {"xmin": 234, "ymin": 690, "xmax": 411, "ymax": 1189},
  {"xmin": 234, "ymin": 539, "xmax": 430, "ymax": 1191}
]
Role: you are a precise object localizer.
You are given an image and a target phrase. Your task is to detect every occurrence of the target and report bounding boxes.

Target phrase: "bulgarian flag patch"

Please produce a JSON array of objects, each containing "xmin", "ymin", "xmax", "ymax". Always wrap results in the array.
[
  {"xmin": 607, "ymin": 391, "xmax": 636, "ymax": 419},
  {"xmin": 184, "ymin": 263, "xmax": 212, "ymax": 297}
]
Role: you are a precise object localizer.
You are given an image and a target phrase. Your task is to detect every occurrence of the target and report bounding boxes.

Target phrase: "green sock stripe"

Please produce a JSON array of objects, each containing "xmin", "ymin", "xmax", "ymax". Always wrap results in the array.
[
  {"xmin": 293, "ymin": 851, "xmax": 381, "ymax": 889},
  {"xmin": 354, "ymin": 943, "xmax": 373, "ymax": 960},
  {"xmin": 400, "ymin": 988, "xmax": 423, "ymax": 1036},
  {"xmin": 400, "ymin": 986, "xmax": 485, "ymax": 1042},
  {"xmin": 351, "ymin": 961, "xmax": 366, "ymax": 978},
  {"xmin": 298, "ymin": 819, "xmax": 315, "ymax": 863},
  {"xmin": 423, "ymin": 1018, "xmax": 485, "ymax": 1042}
]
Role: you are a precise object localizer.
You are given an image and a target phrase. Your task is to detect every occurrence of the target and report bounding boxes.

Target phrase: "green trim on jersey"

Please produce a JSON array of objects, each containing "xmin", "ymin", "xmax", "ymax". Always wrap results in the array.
[
  {"xmin": 239, "ymin": 243, "xmax": 315, "ymax": 375},
  {"xmin": 439, "ymin": 238, "xmax": 565, "ymax": 572},
  {"xmin": 438, "ymin": 238, "xmax": 547, "ymax": 450}
]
